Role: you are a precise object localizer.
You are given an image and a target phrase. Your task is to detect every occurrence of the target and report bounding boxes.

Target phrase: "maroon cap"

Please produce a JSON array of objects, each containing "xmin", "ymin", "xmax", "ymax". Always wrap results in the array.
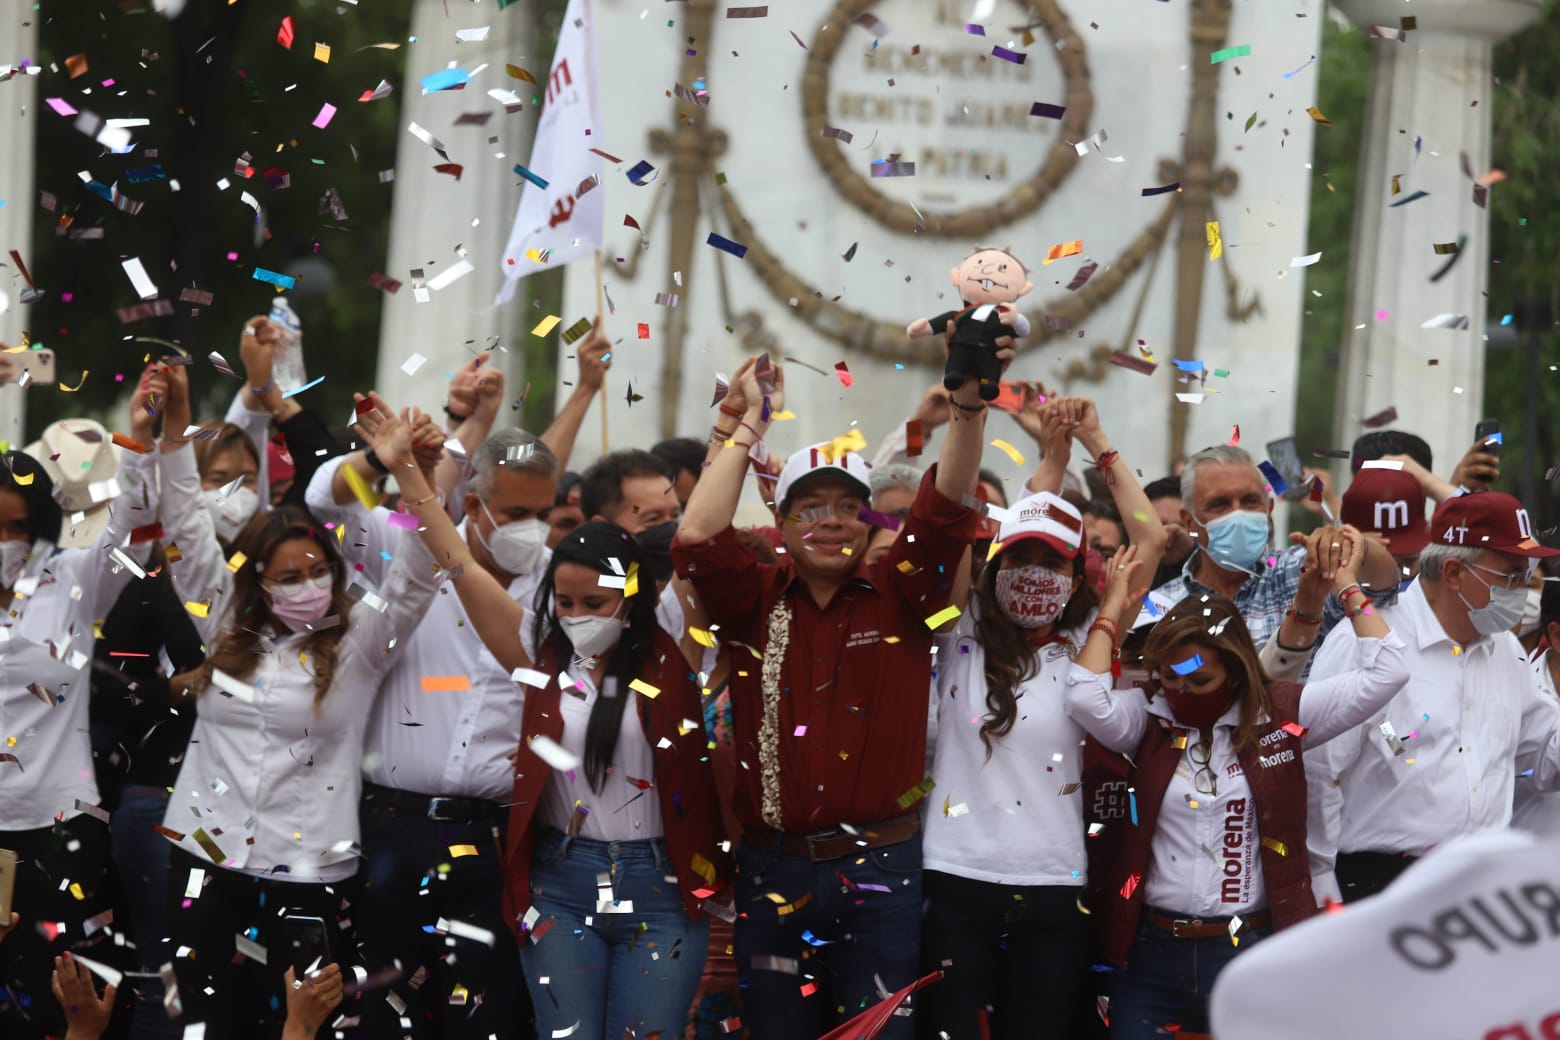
[
  {"xmin": 1341, "ymin": 467, "xmax": 1429, "ymax": 555},
  {"xmin": 1429, "ymin": 491, "xmax": 1559, "ymax": 559}
]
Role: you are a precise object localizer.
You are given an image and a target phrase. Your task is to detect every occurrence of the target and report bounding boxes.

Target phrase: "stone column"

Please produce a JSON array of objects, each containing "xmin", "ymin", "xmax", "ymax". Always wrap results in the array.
[
  {"xmin": 1331, "ymin": 0, "xmax": 1541, "ymax": 474},
  {"xmin": 373, "ymin": 1, "xmax": 539, "ymax": 421},
  {"xmin": 0, "ymin": 26, "xmax": 38, "ymax": 446}
]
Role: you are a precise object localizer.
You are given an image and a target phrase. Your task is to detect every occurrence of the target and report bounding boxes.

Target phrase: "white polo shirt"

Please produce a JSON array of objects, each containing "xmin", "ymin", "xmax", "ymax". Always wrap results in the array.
[{"xmin": 1305, "ymin": 580, "xmax": 1560, "ymax": 901}]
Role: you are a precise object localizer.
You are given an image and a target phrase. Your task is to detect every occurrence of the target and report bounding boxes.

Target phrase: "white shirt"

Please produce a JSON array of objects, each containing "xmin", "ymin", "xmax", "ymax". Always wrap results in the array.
[
  {"xmin": 921, "ymin": 608, "xmax": 1093, "ymax": 886},
  {"xmin": 1512, "ymin": 652, "xmax": 1560, "ymax": 836},
  {"xmin": 1305, "ymin": 580, "xmax": 1560, "ymax": 901},
  {"xmin": 0, "ymin": 450, "xmax": 159, "ymax": 829},
  {"xmin": 164, "ymin": 530, "xmax": 438, "ymax": 881},
  {"xmin": 537, "ymin": 665, "xmax": 664, "ymax": 841},
  {"xmin": 304, "ymin": 454, "xmax": 548, "ymax": 799},
  {"xmin": 1066, "ymin": 632, "xmax": 1407, "ymax": 917}
]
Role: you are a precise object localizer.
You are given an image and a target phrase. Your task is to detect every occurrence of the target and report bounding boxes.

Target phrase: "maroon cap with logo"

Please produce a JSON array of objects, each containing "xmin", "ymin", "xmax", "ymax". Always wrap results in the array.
[
  {"xmin": 1429, "ymin": 491, "xmax": 1559, "ymax": 558},
  {"xmin": 1340, "ymin": 467, "xmax": 1429, "ymax": 555}
]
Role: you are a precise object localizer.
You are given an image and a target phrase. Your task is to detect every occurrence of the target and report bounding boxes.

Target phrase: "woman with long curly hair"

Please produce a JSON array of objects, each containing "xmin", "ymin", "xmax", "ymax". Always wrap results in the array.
[{"xmin": 916, "ymin": 397, "xmax": 1166, "ymax": 1039}]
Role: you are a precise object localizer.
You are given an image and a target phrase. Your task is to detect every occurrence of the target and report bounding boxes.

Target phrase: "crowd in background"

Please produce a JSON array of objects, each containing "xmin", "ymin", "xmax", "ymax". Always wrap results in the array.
[{"xmin": 1, "ymin": 311, "xmax": 1558, "ymax": 1040}]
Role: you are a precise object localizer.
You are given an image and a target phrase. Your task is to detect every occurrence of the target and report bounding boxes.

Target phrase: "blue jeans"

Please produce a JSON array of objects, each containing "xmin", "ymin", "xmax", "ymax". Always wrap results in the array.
[
  {"xmin": 113, "ymin": 786, "xmax": 181, "ymax": 1040},
  {"xmin": 1108, "ymin": 920, "xmax": 1271, "ymax": 1039},
  {"xmin": 734, "ymin": 834, "xmax": 923, "ymax": 1040},
  {"xmin": 523, "ymin": 828, "xmax": 709, "ymax": 1040}
]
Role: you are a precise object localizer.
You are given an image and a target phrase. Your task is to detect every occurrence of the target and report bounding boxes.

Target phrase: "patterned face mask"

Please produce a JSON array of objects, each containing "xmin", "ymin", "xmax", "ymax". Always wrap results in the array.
[{"xmin": 994, "ymin": 564, "xmax": 1074, "ymax": 629}]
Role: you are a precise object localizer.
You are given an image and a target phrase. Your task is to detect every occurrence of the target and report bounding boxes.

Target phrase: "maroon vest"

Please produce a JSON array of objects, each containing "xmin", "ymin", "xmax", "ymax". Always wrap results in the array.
[
  {"xmin": 500, "ymin": 630, "xmax": 731, "ymax": 939},
  {"xmin": 1082, "ymin": 682, "xmax": 1317, "ymax": 968}
]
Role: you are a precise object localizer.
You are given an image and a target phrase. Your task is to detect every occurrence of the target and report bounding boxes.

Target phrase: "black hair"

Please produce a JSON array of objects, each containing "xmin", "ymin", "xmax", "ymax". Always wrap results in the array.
[
  {"xmin": 555, "ymin": 471, "xmax": 583, "ymax": 508},
  {"xmin": 1351, "ymin": 430, "xmax": 1433, "ymax": 474},
  {"xmin": 1085, "ymin": 499, "xmax": 1129, "ymax": 549},
  {"xmin": 633, "ymin": 520, "xmax": 677, "ymax": 585},
  {"xmin": 531, "ymin": 521, "xmax": 660, "ymax": 793},
  {"xmin": 2, "ymin": 451, "xmax": 63, "ymax": 544},
  {"xmin": 651, "ymin": 438, "xmax": 707, "ymax": 481},
  {"xmin": 977, "ymin": 468, "xmax": 1008, "ymax": 508},
  {"xmin": 1541, "ymin": 578, "xmax": 1560, "ymax": 631},
  {"xmin": 1142, "ymin": 476, "xmax": 1182, "ymax": 503},
  {"xmin": 579, "ymin": 450, "xmax": 674, "ymax": 522}
]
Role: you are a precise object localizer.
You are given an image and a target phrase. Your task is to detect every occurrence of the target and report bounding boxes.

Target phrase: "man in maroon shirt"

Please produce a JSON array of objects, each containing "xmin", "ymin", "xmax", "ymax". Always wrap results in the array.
[{"xmin": 673, "ymin": 351, "xmax": 990, "ymax": 1040}]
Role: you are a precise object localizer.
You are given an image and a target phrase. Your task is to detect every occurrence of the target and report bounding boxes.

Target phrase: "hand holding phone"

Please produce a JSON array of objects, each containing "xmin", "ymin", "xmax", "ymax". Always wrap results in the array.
[
  {"xmin": 1474, "ymin": 418, "xmax": 1501, "ymax": 456},
  {"xmin": 282, "ymin": 914, "xmax": 332, "ymax": 976}
]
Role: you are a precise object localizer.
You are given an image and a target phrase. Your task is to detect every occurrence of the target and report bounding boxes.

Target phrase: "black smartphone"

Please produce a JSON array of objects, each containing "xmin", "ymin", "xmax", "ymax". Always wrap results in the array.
[
  {"xmin": 1264, "ymin": 436, "xmax": 1311, "ymax": 501},
  {"xmin": 1475, "ymin": 418, "xmax": 1501, "ymax": 456},
  {"xmin": 282, "ymin": 914, "xmax": 332, "ymax": 975}
]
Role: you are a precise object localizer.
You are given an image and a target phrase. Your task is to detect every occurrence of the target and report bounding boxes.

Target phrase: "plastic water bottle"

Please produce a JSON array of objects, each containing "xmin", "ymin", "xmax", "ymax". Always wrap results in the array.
[{"xmin": 267, "ymin": 296, "xmax": 308, "ymax": 393}]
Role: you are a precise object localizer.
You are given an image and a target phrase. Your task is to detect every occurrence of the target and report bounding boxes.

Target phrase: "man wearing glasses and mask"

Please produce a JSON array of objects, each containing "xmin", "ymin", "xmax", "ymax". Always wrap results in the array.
[{"xmin": 1305, "ymin": 491, "xmax": 1560, "ymax": 902}]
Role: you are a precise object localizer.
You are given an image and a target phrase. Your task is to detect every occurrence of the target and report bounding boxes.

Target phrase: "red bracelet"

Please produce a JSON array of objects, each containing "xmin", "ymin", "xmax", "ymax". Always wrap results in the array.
[
  {"xmin": 738, "ymin": 420, "xmax": 765, "ymax": 441},
  {"xmin": 719, "ymin": 402, "xmax": 744, "ymax": 419},
  {"xmin": 1286, "ymin": 606, "xmax": 1323, "ymax": 626},
  {"xmin": 1093, "ymin": 449, "xmax": 1120, "ymax": 486},
  {"xmin": 1344, "ymin": 596, "xmax": 1375, "ymax": 619}
]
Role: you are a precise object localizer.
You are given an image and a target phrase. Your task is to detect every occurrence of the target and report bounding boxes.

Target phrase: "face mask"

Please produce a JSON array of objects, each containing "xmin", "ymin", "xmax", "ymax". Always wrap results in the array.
[
  {"xmin": 1519, "ymin": 585, "xmax": 1544, "ymax": 639},
  {"xmin": 0, "ymin": 539, "xmax": 30, "ymax": 588},
  {"xmin": 994, "ymin": 563, "xmax": 1073, "ymax": 629},
  {"xmin": 1163, "ymin": 681, "xmax": 1234, "ymax": 733},
  {"xmin": 559, "ymin": 611, "xmax": 626, "ymax": 661},
  {"xmin": 1198, "ymin": 509, "xmax": 1270, "ymax": 573},
  {"xmin": 1459, "ymin": 568, "xmax": 1530, "ymax": 638},
  {"xmin": 268, "ymin": 575, "xmax": 334, "ymax": 631},
  {"xmin": 202, "ymin": 486, "xmax": 260, "ymax": 543},
  {"xmin": 478, "ymin": 502, "xmax": 548, "ymax": 576}
]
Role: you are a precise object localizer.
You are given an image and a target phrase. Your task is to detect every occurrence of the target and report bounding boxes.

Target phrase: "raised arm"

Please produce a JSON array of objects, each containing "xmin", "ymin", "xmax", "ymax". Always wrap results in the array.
[
  {"xmin": 678, "ymin": 356, "xmax": 761, "ymax": 544},
  {"xmin": 540, "ymin": 318, "xmax": 610, "ymax": 471},
  {"xmin": 1009, "ymin": 386, "xmax": 1069, "ymax": 496},
  {"xmin": 373, "ymin": 394, "xmax": 531, "ymax": 674},
  {"xmin": 439, "ymin": 352, "xmax": 504, "ymax": 506},
  {"xmin": 935, "ymin": 321, "xmax": 992, "ymax": 504},
  {"xmin": 1065, "ymin": 543, "xmax": 1151, "ymax": 753},
  {"xmin": 1070, "ymin": 397, "xmax": 1167, "ymax": 577}
]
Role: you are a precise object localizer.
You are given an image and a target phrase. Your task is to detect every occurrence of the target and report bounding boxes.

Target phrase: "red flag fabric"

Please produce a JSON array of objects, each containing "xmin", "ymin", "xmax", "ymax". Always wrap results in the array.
[{"xmin": 815, "ymin": 971, "xmax": 944, "ymax": 1040}]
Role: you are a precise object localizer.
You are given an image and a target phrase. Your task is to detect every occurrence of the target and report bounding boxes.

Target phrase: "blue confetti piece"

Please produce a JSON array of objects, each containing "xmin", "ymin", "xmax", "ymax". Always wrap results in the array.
[
  {"xmin": 1501, "ymin": 313, "xmax": 1514, "ymax": 326},
  {"xmin": 707, "ymin": 232, "xmax": 749, "ymax": 259},
  {"xmin": 1389, "ymin": 190, "xmax": 1429, "ymax": 208},
  {"xmin": 801, "ymin": 929, "xmax": 833, "ymax": 946},
  {"xmin": 1129, "ymin": 790, "xmax": 1138, "ymax": 826},
  {"xmin": 420, "ymin": 68, "xmax": 470, "ymax": 93},
  {"xmin": 1257, "ymin": 460, "xmax": 1289, "ymax": 496},
  {"xmin": 626, "ymin": 160, "xmax": 657, "ymax": 185},
  {"xmin": 252, "ymin": 267, "xmax": 297, "ymax": 290},
  {"xmin": 1488, "ymin": 432, "xmax": 1504, "ymax": 445},
  {"xmin": 1171, "ymin": 358, "xmax": 1205, "ymax": 373},
  {"xmin": 280, "ymin": 374, "xmax": 326, "ymax": 399},
  {"xmin": 512, "ymin": 163, "xmax": 549, "ymax": 189},
  {"xmin": 1170, "ymin": 654, "xmax": 1204, "ymax": 676}
]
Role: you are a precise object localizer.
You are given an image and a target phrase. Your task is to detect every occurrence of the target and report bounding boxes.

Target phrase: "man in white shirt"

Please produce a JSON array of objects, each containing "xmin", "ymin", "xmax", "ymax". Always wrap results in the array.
[
  {"xmin": 1513, "ymin": 580, "xmax": 1560, "ymax": 836},
  {"xmin": 1305, "ymin": 491, "xmax": 1560, "ymax": 903},
  {"xmin": 305, "ymin": 428, "xmax": 556, "ymax": 1039}
]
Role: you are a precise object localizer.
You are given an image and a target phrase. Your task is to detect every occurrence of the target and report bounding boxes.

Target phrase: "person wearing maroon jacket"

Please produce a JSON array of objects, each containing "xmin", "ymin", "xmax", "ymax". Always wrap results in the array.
[{"xmin": 672, "ymin": 351, "xmax": 989, "ymax": 1040}]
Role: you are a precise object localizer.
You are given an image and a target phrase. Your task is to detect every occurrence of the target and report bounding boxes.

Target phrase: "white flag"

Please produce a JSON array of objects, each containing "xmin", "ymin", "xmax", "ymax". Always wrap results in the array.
[{"xmin": 497, "ymin": 0, "xmax": 604, "ymax": 302}]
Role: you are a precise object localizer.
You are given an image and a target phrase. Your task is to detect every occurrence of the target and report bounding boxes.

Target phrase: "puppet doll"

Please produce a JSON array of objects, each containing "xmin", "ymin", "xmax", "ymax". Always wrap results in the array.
[{"xmin": 907, "ymin": 247, "xmax": 1033, "ymax": 401}]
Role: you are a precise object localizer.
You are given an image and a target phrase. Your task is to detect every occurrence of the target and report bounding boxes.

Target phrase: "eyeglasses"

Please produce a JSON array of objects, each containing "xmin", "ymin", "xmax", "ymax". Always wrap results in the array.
[
  {"xmin": 1190, "ymin": 739, "xmax": 1217, "ymax": 797},
  {"xmin": 1465, "ymin": 561, "xmax": 1531, "ymax": 592}
]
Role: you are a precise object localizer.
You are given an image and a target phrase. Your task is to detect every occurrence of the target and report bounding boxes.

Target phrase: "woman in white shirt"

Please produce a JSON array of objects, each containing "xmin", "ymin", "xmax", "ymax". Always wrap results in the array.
[
  {"xmin": 384, "ymin": 429, "xmax": 730, "ymax": 1040},
  {"xmin": 159, "ymin": 411, "xmax": 439, "ymax": 1040},
  {"xmin": 918, "ymin": 397, "xmax": 1165, "ymax": 1040},
  {"xmin": 1067, "ymin": 532, "xmax": 1409, "ymax": 1039},
  {"xmin": 0, "ymin": 382, "xmax": 162, "ymax": 1040}
]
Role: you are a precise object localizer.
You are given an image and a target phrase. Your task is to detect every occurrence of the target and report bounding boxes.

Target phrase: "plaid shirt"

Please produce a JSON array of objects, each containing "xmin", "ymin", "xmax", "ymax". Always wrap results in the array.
[{"xmin": 1147, "ymin": 544, "xmax": 1315, "ymax": 650}]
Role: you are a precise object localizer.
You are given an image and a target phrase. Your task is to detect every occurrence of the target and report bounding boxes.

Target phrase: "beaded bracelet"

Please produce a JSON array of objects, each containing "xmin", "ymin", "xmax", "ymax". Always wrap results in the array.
[
  {"xmin": 1287, "ymin": 605, "xmax": 1323, "ymax": 626},
  {"xmin": 1337, "ymin": 583, "xmax": 1364, "ymax": 604},
  {"xmin": 950, "ymin": 398, "xmax": 986, "ymax": 414},
  {"xmin": 1344, "ymin": 595, "xmax": 1375, "ymax": 620}
]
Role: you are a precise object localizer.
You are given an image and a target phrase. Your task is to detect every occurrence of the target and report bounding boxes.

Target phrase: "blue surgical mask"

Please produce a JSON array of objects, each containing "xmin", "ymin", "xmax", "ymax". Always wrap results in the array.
[{"xmin": 1198, "ymin": 509, "xmax": 1270, "ymax": 573}]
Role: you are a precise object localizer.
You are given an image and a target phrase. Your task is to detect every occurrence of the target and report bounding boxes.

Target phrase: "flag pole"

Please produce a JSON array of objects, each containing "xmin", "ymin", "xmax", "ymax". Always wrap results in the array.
[{"xmin": 594, "ymin": 249, "xmax": 608, "ymax": 452}]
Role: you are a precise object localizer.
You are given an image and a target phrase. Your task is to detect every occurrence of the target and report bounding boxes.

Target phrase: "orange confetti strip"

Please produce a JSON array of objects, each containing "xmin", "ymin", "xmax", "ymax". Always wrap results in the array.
[
  {"xmin": 112, "ymin": 433, "xmax": 151, "ymax": 454},
  {"xmin": 420, "ymin": 675, "xmax": 472, "ymax": 693},
  {"xmin": 1040, "ymin": 240, "xmax": 1083, "ymax": 265}
]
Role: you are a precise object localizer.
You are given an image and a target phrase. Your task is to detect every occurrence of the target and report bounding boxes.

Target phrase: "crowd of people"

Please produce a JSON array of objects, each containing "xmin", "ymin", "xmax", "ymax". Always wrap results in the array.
[{"xmin": 1, "ymin": 310, "xmax": 1557, "ymax": 1040}]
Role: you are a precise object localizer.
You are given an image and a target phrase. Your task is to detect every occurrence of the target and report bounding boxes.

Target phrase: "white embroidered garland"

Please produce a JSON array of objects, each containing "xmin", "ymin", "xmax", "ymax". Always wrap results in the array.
[{"xmin": 757, "ymin": 596, "xmax": 793, "ymax": 829}]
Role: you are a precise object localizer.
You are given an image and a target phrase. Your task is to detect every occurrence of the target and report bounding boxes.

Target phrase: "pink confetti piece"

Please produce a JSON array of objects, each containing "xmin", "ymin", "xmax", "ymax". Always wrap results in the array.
[
  {"xmin": 46, "ymin": 97, "xmax": 78, "ymax": 117},
  {"xmin": 312, "ymin": 103, "xmax": 337, "ymax": 129},
  {"xmin": 387, "ymin": 510, "xmax": 421, "ymax": 530}
]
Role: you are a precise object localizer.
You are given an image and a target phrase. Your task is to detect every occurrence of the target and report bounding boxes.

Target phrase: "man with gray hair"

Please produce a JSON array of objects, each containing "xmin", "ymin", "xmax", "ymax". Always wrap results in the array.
[
  {"xmin": 870, "ymin": 462, "xmax": 923, "ymax": 517},
  {"xmin": 1305, "ymin": 491, "xmax": 1560, "ymax": 904},
  {"xmin": 1142, "ymin": 443, "xmax": 1396, "ymax": 648},
  {"xmin": 304, "ymin": 426, "xmax": 557, "ymax": 1038}
]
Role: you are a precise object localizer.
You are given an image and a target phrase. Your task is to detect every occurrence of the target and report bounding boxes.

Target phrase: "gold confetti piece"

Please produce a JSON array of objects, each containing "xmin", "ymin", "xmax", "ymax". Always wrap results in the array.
[
  {"xmin": 524, "ymin": 248, "xmax": 549, "ymax": 265},
  {"xmin": 313, "ymin": 42, "xmax": 331, "ymax": 63},
  {"xmin": 924, "ymin": 604, "xmax": 962, "ymax": 629},
  {"xmin": 342, "ymin": 463, "xmax": 383, "ymax": 512},
  {"xmin": 689, "ymin": 627, "xmax": 718, "ymax": 648},
  {"xmin": 506, "ymin": 63, "xmax": 537, "ymax": 83},
  {"xmin": 771, "ymin": 410, "xmax": 796, "ymax": 421},
  {"xmin": 70, "ymin": 882, "xmax": 85, "ymax": 901},
  {"xmin": 9, "ymin": 470, "xmax": 34, "ymax": 486},
  {"xmin": 192, "ymin": 827, "xmax": 226, "ymax": 864},
  {"xmin": 691, "ymin": 852, "xmax": 717, "ymax": 885},
  {"xmin": 1206, "ymin": 221, "xmax": 1223, "ymax": 261},
  {"xmin": 531, "ymin": 314, "xmax": 561, "ymax": 337},
  {"xmin": 820, "ymin": 429, "xmax": 867, "ymax": 463},
  {"xmin": 226, "ymin": 551, "xmax": 248, "ymax": 573},
  {"xmin": 629, "ymin": 678, "xmax": 660, "ymax": 699},
  {"xmin": 1261, "ymin": 837, "xmax": 1288, "ymax": 856},
  {"xmin": 184, "ymin": 601, "xmax": 210, "ymax": 618},
  {"xmin": 764, "ymin": 891, "xmax": 788, "ymax": 904},
  {"xmin": 990, "ymin": 439, "xmax": 1025, "ymax": 467},
  {"xmin": 1391, "ymin": 173, "xmax": 1403, "ymax": 195},
  {"xmin": 895, "ymin": 559, "xmax": 919, "ymax": 574},
  {"xmin": 59, "ymin": 370, "xmax": 90, "ymax": 392},
  {"xmin": 623, "ymin": 561, "xmax": 640, "ymax": 599},
  {"xmin": 1432, "ymin": 241, "xmax": 1461, "ymax": 255},
  {"xmin": 1305, "ymin": 105, "xmax": 1333, "ymax": 126},
  {"xmin": 449, "ymin": 844, "xmax": 479, "ymax": 858}
]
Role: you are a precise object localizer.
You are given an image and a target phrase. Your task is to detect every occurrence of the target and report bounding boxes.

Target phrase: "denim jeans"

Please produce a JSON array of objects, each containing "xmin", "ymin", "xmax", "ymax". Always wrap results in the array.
[
  {"xmin": 917, "ymin": 871, "xmax": 1088, "ymax": 1040},
  {"xmin": 112, "ymin": 785, "xmax": 181, "ymax": 1040},
  {"xmin": 734, "ymin": 834, "xmax": 923, "ymax": 1040},
  {"xmin": 1107, "ymin": 920, "xmax": 1271, "ymax": 1039},
  {"xmin": 523, "ymin": 828, "xmax": 710, "ymax": 1040}
]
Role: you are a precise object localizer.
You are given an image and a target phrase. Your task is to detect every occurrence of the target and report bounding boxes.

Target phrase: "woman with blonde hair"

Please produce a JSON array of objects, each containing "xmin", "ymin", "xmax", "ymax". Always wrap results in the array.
[{"xmin": 1067, "ymin": 530, "xmax": 1408, "ymax": 1038}]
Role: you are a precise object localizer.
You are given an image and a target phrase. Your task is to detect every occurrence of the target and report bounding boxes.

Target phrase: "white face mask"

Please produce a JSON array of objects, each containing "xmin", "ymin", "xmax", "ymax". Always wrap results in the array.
[
  {"xmin": 0, "ymin": 539, "xmax": 30, "ymax": 589},
  {"xmin": 1459, "ymin": 567, "xmax": 1531, "ymax": 638},
  {"xmin": 202, "ymin": 486, "xmax": 260, "ymax": 543},
  {"xmin": 477, "ymin": 502, "xmax": 548, "ymax": 576},
  {"xmin": 559, "ymin": 611, "xmax": 626, "ymax": 661},
  {"xmin": 1519, "ymin": 585, "xmax": 1544, "ymax": 639}
]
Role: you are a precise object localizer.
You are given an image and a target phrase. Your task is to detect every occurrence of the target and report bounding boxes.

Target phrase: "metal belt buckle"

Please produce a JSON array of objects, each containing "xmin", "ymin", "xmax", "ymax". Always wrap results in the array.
[
  {"xmin": 805, "ymin": 828, "xmax": 841, "ymax": 860},
  {"xmin": 1171, "ymin": 917, "xmax": 1203, "ymax": 938},
  {"xmin": 427, "ymin": 797, "xmax": 458, "ymax": 821}
]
